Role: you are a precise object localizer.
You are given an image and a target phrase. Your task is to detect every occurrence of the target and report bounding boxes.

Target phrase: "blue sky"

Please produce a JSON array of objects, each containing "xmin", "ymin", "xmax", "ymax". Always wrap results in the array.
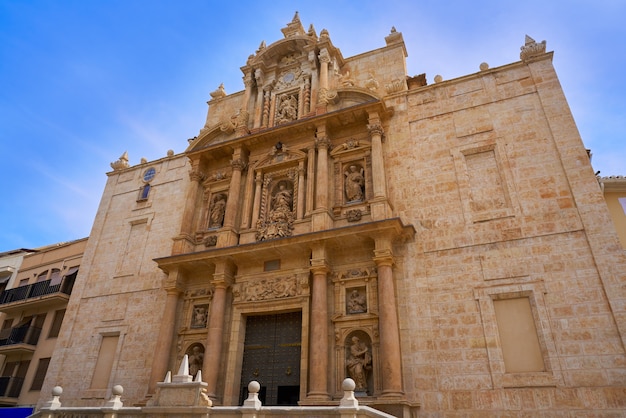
[{"xmin": 1, "ymin": 0, "xmax": 624, "ymax": 251}]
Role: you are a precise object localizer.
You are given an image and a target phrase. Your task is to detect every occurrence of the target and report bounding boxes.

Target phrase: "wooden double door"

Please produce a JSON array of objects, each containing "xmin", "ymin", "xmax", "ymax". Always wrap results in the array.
[{"xmin": 239, "ymin": 311, "xmax": 302, "ymax": 405}]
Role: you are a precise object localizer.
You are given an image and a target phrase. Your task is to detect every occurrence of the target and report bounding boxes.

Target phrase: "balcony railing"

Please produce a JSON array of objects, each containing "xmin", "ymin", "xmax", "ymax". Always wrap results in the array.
[
  {"xmin": 0, "ymin": 324, "xmax": 42, "ymax": 347},
  {"xmin": 0, "ymin": 275, "xmax": 75, "ymax": 305},
  {"xmin": 0, "ymin": 376, "xmax": 24, "ymax": 398}
]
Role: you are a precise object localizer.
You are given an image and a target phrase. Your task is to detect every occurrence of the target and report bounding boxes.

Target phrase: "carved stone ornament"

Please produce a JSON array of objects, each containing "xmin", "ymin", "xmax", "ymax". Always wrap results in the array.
[
  {"xmin": 110, "ymin": 151, "xmax": 130, "ymax": 171},
  {"xmin": 190, "ymin": 305, "xmax": 209, "ymax": 328},
  {"xmin": 385, "ymin": 77, "xmax": 406, "ymax": 94},
  {"xmin": 209, "ymin": 83, "xmax": 227, "ymax": 99},
  {"xmin": 275, "ymin": 93, "xmax": 299, "ymax": 125},
  {"xmin": 520, "ymin": 35, "xmax": 547, "ymax": 61},
  {"xmin": 232, "ymin": 276, "xmax": 303, "ymax": 302},
  {"xmin": 346, "ymin": 209, "xmax": 362, "ymax": 222},
  {"xmin": 365, "ymin": 73, "xmax": 379, "ymax": 92},
  {"xmin": 204, "ymin": 235, "xmax": 218, "ymax": 247}
]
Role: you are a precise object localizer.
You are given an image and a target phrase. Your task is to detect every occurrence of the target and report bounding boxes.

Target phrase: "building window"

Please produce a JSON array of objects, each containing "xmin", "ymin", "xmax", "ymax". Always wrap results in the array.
[
  {"xmin": 49, "ymin": 269, "xmax": 62, "ymax": 286},
  {"xmin": 30, "ymin": 358, "xmax": 51, "ymax": 391},
  {"xmin": 493, "ymin": 297, "xmax": 545, "ymax": 372},
  {"xmin": 474, "ymin": 281, "xmax": 561, "ymax": 388},
  {"xmin": 48, "ymin": 309, "xmax": 66, "ymax": 338},
  {"xmin": 138, "ymin": 183, "xmax": 151, "ymax": 201},
  {"xmin": 0, "ymin": 360, "xmax": 30, "ymax": 398},
  {"xmin": 36, "ymin": 270, "xmax": 49, "ymax": 282},
  {"xmin": 90, "ymin": 334, "xmax": 119, "ymax": 389}
]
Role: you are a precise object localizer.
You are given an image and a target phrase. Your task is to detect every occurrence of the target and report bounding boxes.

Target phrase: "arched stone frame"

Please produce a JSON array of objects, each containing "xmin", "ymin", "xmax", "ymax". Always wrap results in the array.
[
  {"xmin": 335, "ymin": 328, "xmax": 377, "ymax": 397},
  {"xmin": 220, "ymin": 277, "xmax": 311, "ymax": 406},
  {"xmin": 330, "ymin": 137, "xmax": 373, "ymax": 215},
  {"xmin": 185, "ymin": 342, "xmax": 205, "ymax": 378},
  {"xmin": 197, "ymin": 176, "xmax": 230, "ymax": 238}
]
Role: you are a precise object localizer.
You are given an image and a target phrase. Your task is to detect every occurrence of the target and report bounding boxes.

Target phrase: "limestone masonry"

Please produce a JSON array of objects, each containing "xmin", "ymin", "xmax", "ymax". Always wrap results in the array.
[{"xmin": 38, "ymin": 14, "xmax": 626, "ymax": 417}]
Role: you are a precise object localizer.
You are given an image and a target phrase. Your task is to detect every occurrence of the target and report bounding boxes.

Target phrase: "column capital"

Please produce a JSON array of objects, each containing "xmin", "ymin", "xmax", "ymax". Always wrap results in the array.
[
  {"xmin": 315, "ymin": 135, "xmax": 331, "ymax": 149},
  {"xmin": 231, "ymin": 158, "xmax": 247, "ymax": 171},
  {"xmin": 189, "ymin": 168, "xmax": 205, "ymax": 183},
  {"xmin": 310, "ymin": 258, "xmax": 331, "ymax": 275},
  {"xmin": 373, "ymin": 248, "xmax": 394, "ymax": 267},
  {"xmin": 367, "ymin": 123, "xmax": 384, "ymax": 138},
  {"xmin": 318, "ymin": 48, "xmax": 331, "ymax": 64}
]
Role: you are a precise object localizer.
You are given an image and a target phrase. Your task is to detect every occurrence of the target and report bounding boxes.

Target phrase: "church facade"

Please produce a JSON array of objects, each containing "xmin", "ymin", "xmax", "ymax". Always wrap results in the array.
[{"xmin": 39, "ymin": 15, "xmax": 626, "ymax": 416}]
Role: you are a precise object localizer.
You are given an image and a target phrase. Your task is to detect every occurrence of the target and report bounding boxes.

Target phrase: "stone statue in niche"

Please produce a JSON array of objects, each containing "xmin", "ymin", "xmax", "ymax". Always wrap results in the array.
[
  {"xmin": 186, "ymin": 344, "xmax": 205, "ymax": 377},
  {"xmin": 257, "ymin": 180, "xmax": 295, "ymax": 241},
  {"xmin": 271, "ymin": 181, "xmax": 293, "ymax": 213},
  {"xmin": 346, "ymin": 336, "xmax": 372, "ymax": 392},
  {"xmin": 208, "ymin": 193, "xmax": 227, "ymax": 228},
  {"xmin": 191, "ymin": 304, "xmax": 208, "ymax": 328},
  {"xmin": 347, "ymin": 288, "xmax": 367, "ymax": 314},
  {"xmin": 345, "ymin": 165, "xmax": 365, "ymax": 202},
  {"xmin": 275, "ymin": 94, "xmax": 298, "ymax": 125}
]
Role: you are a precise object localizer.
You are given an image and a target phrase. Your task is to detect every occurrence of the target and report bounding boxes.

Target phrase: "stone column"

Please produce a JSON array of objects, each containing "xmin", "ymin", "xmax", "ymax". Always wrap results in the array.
[
  {"xmin": 305, "ymin": 146, "xmax": 316, "ymax": 217},
  {"xmin": 220, "ymin": 149, "xmax": 247, "ymax": 246},
  {"xmin": 203, "ymin": 260, "xmax": 235, "ymax": 400},
  {"xmin": 316, "ymin": 48, "xmax": 330, "ymax": 114},
  {"xmin": 172, "ymin": 161, "xmax": 203, "ymax": 254},
  {"xmin": 148, "ymin": 275, "xmax": 181, "ymax": 393},
  {"xmin": 297, "ymin": 161, "xmax": 306, "ymax": 220},
  {"xmin": 368, "ymin": 113, "xmax": 391, "ymax": 220},
  {"xmin": 253, "ymin": 69, "xmax": 264, "ymax": 128},
  {"xmin": 236, "ymin": 72, "xmax": 253, "ymax": 136},
  {"xmin": 312, "ymin": 126, "xmax": 332, "ymax": 231},
  {"xmin": 250, "ymin": 172, "xmax": 263, "ymax": 228},
  {"xmin": 240, "ymin": 161, "xmax": 256, "ymax": 229},
  {"xmin": 308, "ymin": 248, "xmax": 330, "ymax": 400},
  {"xmin": 373, "ymin": 237, "xmax": 404, "ymax": 398},
  {"xmin": 368, "ymin": 114, "xmax": 386, "ymax": 199}
]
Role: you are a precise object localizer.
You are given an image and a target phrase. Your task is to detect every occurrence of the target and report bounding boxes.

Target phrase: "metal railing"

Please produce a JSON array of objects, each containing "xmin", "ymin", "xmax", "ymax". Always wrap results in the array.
[
  {"xmin": 0, "ymin": 275, "xmax": 75, "ymax": 305},
  {"xmin": 0, "ymin": 324, "xmax": 42, "ymax": 346}
]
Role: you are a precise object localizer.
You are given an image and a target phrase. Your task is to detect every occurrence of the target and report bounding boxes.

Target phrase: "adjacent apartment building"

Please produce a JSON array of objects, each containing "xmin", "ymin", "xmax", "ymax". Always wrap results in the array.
[
  {"xmin": 0, "ymin": 239, "xmax": 85, "ymax": 412},
  {"xmin": 37, "ymin": 15, "xmax": 626, "ymax": 416}
]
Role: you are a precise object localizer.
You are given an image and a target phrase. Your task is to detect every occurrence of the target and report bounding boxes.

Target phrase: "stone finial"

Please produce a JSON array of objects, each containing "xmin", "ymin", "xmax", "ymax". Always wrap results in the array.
[
  {"xmin": 480, "ymin": 62, "xmax": 489, "ymax": 71},
  {"xmin": 340, "ymin": 378, "xmax": 359, "ymax": 408},
  {"xmin": 307, "ymin": 23, "xmax": 317, "ymax": 38},
  {"xmin": 163, "ymin": 370, "xmax": 172, "ymax": 383},
  {"xmin": 172, "ymin": 354, "xmax": 193, "ymax": 383},
  {"xmin": 167, "ymin": 149, "xmax": 174, "ymax": 156},
  {"xmin": 41, "ymin": 386, "xmax": 63, "ymax": 410},
  {"xmin": 385, "ymin": 26, "xmax": 404, "ymax": 46},
  {"xmin": 110, "ymin": 151, "xmax": 129, "ymax": 171},
  {"xmin": 140, "ymin": 157, "xmax": 147, "ymax": 164},
  {"xmin": 520, "ymin": 35, "xmax": 547, "ymax": 61},
  {"xmin": 194, "ymin": 370, "xmax": 203, "ymax": 382},
  {"xmin": 434, "ymin": 74, "xmax": 443, "ymax": 83},
  {"xmin": 210, "ymin": 83, "xmax": 227, "ymax": 100},
  {"xmin": 281, "ymin": 11, "xmax": 305, "ymax": 38},
  {"xmin": 104, "ymin": 384, "xmax": 124, "ymax": 409},
  {"xmin": 243, "ymin": 380, "xmax": 262, "ymax": 409},
  {"xmin": 256, "ymin": 40, "xmax": 266, "ymax": 54}
]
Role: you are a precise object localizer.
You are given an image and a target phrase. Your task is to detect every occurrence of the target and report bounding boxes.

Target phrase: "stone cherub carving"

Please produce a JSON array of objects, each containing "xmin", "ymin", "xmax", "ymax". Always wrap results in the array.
[{"xmin": 276, "ymin": 94, "xmax": 298, "ymax": 124}]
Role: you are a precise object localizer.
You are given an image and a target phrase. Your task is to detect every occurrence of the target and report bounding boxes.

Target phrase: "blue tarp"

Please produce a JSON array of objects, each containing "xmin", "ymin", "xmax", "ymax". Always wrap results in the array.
[{"xmin": 0, "ymin": 407, "xmax": 34, "ymax": 417}]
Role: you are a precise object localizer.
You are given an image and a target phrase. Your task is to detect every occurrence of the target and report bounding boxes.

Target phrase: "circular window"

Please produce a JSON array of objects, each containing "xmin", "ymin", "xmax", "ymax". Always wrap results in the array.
[{"xmin": 143, "ymin": 167, "xmax": 156, "ymax": 182}]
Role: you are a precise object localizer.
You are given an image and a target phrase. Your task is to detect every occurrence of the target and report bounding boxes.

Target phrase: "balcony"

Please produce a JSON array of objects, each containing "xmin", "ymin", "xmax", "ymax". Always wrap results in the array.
[
  {"xmin": 0, "ymin": 325, "xmax": 41, "ymax": 354},
  {"xmin": 0, "ymin": 275, "xmax": 75, "ymax": 313}
]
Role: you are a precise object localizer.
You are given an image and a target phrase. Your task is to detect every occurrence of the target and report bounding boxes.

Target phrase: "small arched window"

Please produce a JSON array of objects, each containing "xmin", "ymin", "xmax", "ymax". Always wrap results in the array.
[{"xmin": 138, "ymin": 183, "xmax": 151, "ymax": 201}]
